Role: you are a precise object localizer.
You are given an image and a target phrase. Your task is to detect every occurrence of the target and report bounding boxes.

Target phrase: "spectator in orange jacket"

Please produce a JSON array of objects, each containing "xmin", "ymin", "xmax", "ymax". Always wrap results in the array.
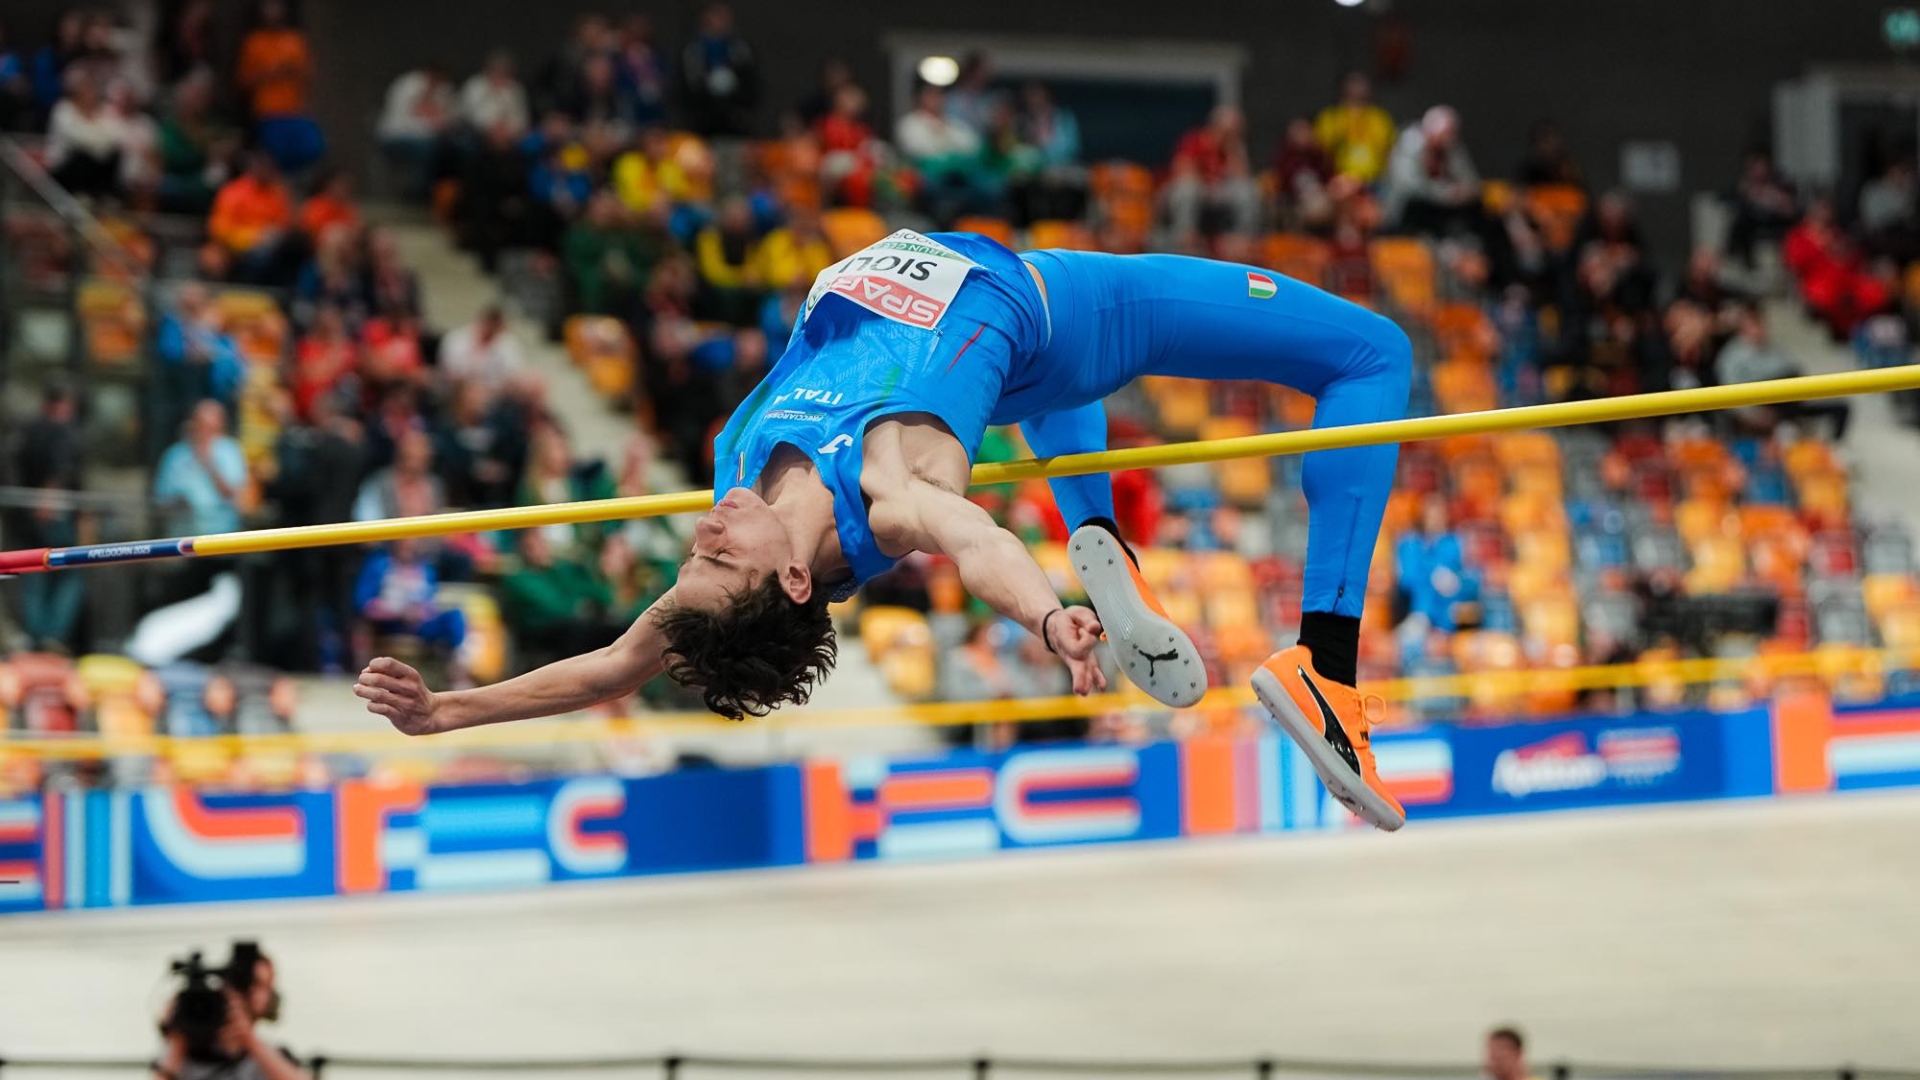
[
  {"xmin": 235, "ymin": 0, "xmax": 323, "ymax": 172},
  {"xmin": 209, "ymin": 152, "xmax": 297, "ymax": 285},
  {"xmin": 298, "ymin": 168, "xmax": 360, "ymax": 243}
]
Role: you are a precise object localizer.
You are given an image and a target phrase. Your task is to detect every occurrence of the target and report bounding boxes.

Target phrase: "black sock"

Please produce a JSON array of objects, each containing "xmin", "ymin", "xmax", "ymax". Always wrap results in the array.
[
  {"xmin": 1297, "ymin": 611, "xmax": 1360, "ymax": 687},
  {"xmin": 1079, "ymin": 515, "xmax": 1139, "ymax": 568}
]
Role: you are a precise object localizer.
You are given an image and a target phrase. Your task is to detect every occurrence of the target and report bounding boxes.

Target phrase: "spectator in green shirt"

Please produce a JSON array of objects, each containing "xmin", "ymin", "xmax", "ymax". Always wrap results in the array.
[{"xmin": 500, "ymin": 527, "xmax": 629, "ymax": 666}]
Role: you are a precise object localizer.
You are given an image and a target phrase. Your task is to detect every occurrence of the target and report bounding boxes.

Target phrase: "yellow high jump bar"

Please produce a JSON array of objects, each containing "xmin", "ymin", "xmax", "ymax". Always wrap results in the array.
[{"xmin": 2, "ymin": 365, "xmax": 1918, "ymax": 574}]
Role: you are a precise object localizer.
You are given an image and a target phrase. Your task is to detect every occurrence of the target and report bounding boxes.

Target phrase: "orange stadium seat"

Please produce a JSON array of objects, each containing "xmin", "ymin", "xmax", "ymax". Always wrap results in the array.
[
  {"xmin": 1368, "ymin": 237, "xmax": 1437, "ymax": 320},
  {"xmin": 1027, "ymin": 219, "xmax": 1098, "ymax": 251},
  {"xmin": 821, "ymin": 207, "xmax": 890, "ymax": 257},
  {"xmin": 1261, "ymin": 233, "xmax": 1331, "ymax": 288},
  {"xmin": 953, "ymin": 215, "xmax": 1016, "ymax": 248}
]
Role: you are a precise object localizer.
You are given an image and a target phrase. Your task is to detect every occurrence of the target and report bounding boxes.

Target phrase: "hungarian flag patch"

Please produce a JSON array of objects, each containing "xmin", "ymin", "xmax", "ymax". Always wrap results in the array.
[{"xmin": 1247, "ymin": 272, "xmax": 1277, "ymax": 299}]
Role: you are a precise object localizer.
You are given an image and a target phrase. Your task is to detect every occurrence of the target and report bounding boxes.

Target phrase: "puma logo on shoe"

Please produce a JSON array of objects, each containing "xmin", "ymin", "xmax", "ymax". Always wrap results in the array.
[
  {"xmin": 1299, "ymin": 666, "xmax": 1362, "ymax": 775},
  {"xmin": 1136, "ymin": 646, "xmax": 1181, "ymax": 679}
]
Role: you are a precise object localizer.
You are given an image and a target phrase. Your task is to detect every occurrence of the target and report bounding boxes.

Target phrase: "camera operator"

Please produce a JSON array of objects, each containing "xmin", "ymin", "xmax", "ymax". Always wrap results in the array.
[{"xmin": 155, "ymin": 942, "xmax": 310, "ymax": 1080}]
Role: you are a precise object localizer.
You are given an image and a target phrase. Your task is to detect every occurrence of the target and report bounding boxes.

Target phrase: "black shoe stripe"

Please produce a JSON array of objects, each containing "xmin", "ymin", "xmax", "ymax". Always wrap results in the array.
[{"xmin": 1298, "ymin": 665, "xmax": 1362, "ymax": 776}]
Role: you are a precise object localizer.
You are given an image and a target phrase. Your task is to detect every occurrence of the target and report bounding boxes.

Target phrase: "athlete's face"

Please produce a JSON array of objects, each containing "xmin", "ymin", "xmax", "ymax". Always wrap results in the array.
[{"xmin": 676, "ymin": 488, "xmax": 809, "ymax": 611}]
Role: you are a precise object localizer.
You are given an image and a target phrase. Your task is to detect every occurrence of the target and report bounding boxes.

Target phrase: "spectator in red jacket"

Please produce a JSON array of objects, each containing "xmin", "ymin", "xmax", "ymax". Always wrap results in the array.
[
  {"xmin": 1165, "ymin": 104, "xmax": 1260, "ymax": 251},
  {"xmin": 1784, "ymin": 196, "xmax": 1893, "ymax": 339}
]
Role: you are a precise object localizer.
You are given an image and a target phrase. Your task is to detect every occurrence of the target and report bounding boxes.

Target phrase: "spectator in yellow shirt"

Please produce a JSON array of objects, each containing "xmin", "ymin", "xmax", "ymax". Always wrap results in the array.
[
  {"xmin": 750, "ymin": 206, "xmax": 833, "ymax": 290},
  {"xmin": 694, "ymin": 196, "xmax": 763, "ymax": 324},
  {"xmin": 1313, "ymin": 70, "xmax": 1394, "ymax": 185}
]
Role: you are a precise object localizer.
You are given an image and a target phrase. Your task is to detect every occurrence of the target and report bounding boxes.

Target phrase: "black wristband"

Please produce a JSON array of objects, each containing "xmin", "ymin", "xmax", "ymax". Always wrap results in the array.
[{"xmin": 1041, "ymin": 609, "xmax": 1062, "ymax": 654}]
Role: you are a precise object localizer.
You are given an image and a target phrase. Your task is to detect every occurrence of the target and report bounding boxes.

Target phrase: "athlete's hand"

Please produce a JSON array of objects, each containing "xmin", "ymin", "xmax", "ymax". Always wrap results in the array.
[
  {"xmin": 1047, "ymin": 606, "xmax": 1109, "ymax": 695},
  {"xmin": 354, "ymin": 656, "xmax": 441, "ymax": 736}
]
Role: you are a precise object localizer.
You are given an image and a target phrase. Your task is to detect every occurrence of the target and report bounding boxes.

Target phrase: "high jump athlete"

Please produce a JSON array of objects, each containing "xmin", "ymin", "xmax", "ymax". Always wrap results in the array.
[{"xmin": 358, "ymin": 229, "xmax": 1413, "ymax": 829}]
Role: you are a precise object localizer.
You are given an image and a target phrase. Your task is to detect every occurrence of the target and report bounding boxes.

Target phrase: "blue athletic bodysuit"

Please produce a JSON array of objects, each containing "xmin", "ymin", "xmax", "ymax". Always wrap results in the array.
[{"xmin": 711, "ymin": 230, "xmax": 1411, "ymax": 615}]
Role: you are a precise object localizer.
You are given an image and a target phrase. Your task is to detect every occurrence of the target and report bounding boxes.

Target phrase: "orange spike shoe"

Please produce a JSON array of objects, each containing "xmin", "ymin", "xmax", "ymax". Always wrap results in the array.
[{"xmin": 1251, "ymin": 644, "xmax": 1405, "ymax": 831}]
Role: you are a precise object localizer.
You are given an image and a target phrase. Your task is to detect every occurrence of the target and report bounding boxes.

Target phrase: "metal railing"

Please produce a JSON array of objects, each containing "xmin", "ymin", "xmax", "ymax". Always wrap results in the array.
[{"xmin": 0, "ymin": 1051, "xmax": 1911, "ymax": 1080}]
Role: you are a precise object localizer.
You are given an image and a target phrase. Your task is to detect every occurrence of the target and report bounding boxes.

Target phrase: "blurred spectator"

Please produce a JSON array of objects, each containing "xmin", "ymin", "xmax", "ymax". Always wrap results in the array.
[
  {"xmin": 980, "ymin": 97, "xmax": 1039, "ymax": 221},
  {"xmin": 941, "ymin": 620, "xmax": 1020, "ymax": 702},
  {"xmin": 613, "ymin": 15, "xmax": 670, "ymax": 128},
  {"xmin": 1717, "ymin": 303, "xmax": 1850, "ymax": 438},
  {"xmin": 235, "ymin": 0, "xmax": 323, "ymax": 174},
  {"xmin": 434, "ymin": 378, "xmax": 524, "ymax": 509},
  {"xmin": 694, "ymin": 195, "xmax": 765, "ymax": 324},
  {"xmin": 353, "ymin": 538, "xmax": 466, "ymax": 666},
  {"xmin": 539, "ymin": 14, "xmax": 613, "ymax": 116},
  {"xmin": 1165, "ymin": 104, "xmax": 1261, "ymax": 248},
  {"xmin": 364, "ymin": 228, "xmax": 424, "ymax": 321},
  {"xmin": 154, "ymin": 399, "xmax": 249, "ymax": 537},
  {"xmin": 898, "ymin": 81, "xmax": 991, "ymax": 224},
  {"xmin": 1516, "ymin": 119, "xmax": 1581, "ymax": 187},
  {"xmin": 9, "ymin": 383, "xmax": 85, "ymax": 651},
  {"xmin": 500, "ymin": 528, "xmax": 628, "ymax": 663},
  {"xmin": 157, "ymin": 72, "xmax": 234, "ymax": 214},
  {"xmin": 354, "ymin": 427, "xmax": 445, "ymax": 524},
  {"xmin": 679, "ymin": 2, "xmax": 759, "ymax": 137},
  {"xmin": 0, "ymin": 20, "xmax": 30, "ymax": 131},
  {"xmin": 438, "ymin": 305, "xmax": 526, "ymax": 397},
  {"xmin": 291, "ymin": 303, "xmax": 361, "ymax": 420},
  {"xmin": 1273, "ymin": 116, "xmax": 1337, "ymax": 231},
  {"xmin": 298, "ymin": 169, "xmax": 361, "ymax": 244},
  {"xmin": 1314, "ymin": 70, "xmax": 1395, "ymax": 186},
  {"xmin": 156, "ymin": 284, "xmax": 245, "ymax": 440},
  {"xmin": 265, "ymin": 392, "xmax": 367, "ymax": 669},
  {"xmin": 1858, "ymin": 159, "xmax": 1920, "ymax": 263},
  {"xmin": 455, "ymin": 123, "xmax": 538, "ymax": 273},
  {"xmin": 1383, "ymin": 106, "xmax": 1482, "ymax": 237},
  {"xmin": 359, "ymin": 314, "xmax": 428, "ymax": 397},
  {"xmin": 157, "ymin": 0, "xmax": 218, "ymax": 87},
  {"xmin": 292, "ymin": 223, "xmax": 367, "ymax": 332},
  {"xmin": 946, "ymin": 53, "xmax": 996, "ymax": 133},
  {"xmin": 1483, "ymin": 1027, "xmax": 1534, "ymax": 1080},
  {"xmin": 461, "ymin": 51, "xmax": 530, "ymax": 140},
  {"xmin": 1395, "ymin": 496, "xmax": 1474, "ymax": 633},
  {"xmin": 1725, "ymin": 150, "xmax": 1799, "ymax": 268},
  {"xmin": 814, "ymin": 84, "xmax": 883, "ymax": 207},
  {"xmin": 45, "ymin": 69, "xmax": 125, "ymax": 197},
  {"xmin": 560, "ymin": 53, "xmax": 630, "ymax": 133},
  {"xmin": 751, "ymin": 205, "xmax": 833, "ymax": 291},
  {"xmin": 30, "ymin": 13, "xmax": 87, "ymax": 124},
  {"xmin": 565, "ymin": 189, "xmax": 672, "ymax": 315},
  {"xmin": 633, "ymin": 255, "xmax": 726, "ymax": 478},
  {"xmin": 377, "ymin": 64, "xmax": 457, "ymax": 200},
  {"xmin": 797, "ymin": 57, "xmax": 855, "ymax": 126},
  {"xmin": 1020, "ymin": 81, "xmax": 1086, "ymax": 221},
  {"xmin": 208, "ymin": 153, "xmax": 297, "ymax": 285},
  {"xmin": 1783, "ymin": 196, "xmax": 1893, "ymax": 339},
  {"xmin": 516, "ymin": 423, "xmax": 616, "ymax": 561},
  {"xmin": 112, "ymin": 79, "xmax": 164, "ymax": 204}
]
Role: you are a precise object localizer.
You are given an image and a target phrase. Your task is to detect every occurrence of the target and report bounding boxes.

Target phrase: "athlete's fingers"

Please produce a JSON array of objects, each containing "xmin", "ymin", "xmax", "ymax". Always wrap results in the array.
[
  {"xmin": 367, "ymin": 656, "xmax": 414, "ymax": 678},
  {"xmin": 357, "ymin": 674, "xmax": 418, "ymax": 699},
  {"xmin": 364, "ymin": 700, "xmax": 399, "ymax": 719}
]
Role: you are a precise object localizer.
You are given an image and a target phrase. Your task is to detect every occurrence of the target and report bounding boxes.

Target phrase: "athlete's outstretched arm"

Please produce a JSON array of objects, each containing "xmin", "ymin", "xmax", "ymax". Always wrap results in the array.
[
  {"xmin": 889, "ymin": 485, "xmax": 1109, "ymax": 694},
  {"xmin": 355, "ymin": 591, "xmax": 675, "ymax": 735}
]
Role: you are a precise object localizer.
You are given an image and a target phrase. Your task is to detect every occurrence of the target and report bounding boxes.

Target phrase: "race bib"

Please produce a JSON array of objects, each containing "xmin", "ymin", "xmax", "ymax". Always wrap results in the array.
[{"xmin": 802, "ymin": 229, "xmax": 977, "ymax": 330}]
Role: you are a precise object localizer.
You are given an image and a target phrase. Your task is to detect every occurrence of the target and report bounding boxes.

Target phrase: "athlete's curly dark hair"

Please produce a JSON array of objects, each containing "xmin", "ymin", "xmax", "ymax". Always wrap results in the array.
[{"xmin": 656, "ymin": 576, "xmax": 837, "ymax": 719}]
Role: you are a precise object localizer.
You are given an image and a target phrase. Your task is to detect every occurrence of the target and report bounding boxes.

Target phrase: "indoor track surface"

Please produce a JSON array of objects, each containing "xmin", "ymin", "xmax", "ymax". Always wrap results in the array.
[{"xmin": 2, "ymin": 792, "xmax": 1917, "ymax": 1077}]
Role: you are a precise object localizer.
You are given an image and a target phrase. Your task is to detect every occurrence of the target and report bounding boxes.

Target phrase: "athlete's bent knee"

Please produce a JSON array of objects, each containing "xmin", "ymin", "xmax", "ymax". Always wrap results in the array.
[{"xmin": 1351, "ymin": 312, "xmax": 1413, "ymax": 402}]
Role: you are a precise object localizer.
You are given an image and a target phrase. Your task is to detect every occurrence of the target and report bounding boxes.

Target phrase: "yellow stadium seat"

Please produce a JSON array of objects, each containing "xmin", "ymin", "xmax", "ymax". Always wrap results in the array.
[{"xmin": 1369, "ymin": 237, "xmax": 1437, "ymax": 320}]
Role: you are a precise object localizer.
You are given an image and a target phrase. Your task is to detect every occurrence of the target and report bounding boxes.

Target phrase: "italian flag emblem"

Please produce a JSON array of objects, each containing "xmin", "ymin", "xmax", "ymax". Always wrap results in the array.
[{"xmin": 1247, "ymin": 272, "xmax": 1277, "ymax": 299}]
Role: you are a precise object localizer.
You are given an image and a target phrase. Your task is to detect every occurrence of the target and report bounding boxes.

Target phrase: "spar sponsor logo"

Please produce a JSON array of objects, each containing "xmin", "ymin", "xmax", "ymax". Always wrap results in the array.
[
  {"xmin": 1489, "ymin": 726, "xmax": 1681, "ymax": 798},
  {"xmin": 826, "ymin": 274, "xmax": 947, "ymax": 327}
]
